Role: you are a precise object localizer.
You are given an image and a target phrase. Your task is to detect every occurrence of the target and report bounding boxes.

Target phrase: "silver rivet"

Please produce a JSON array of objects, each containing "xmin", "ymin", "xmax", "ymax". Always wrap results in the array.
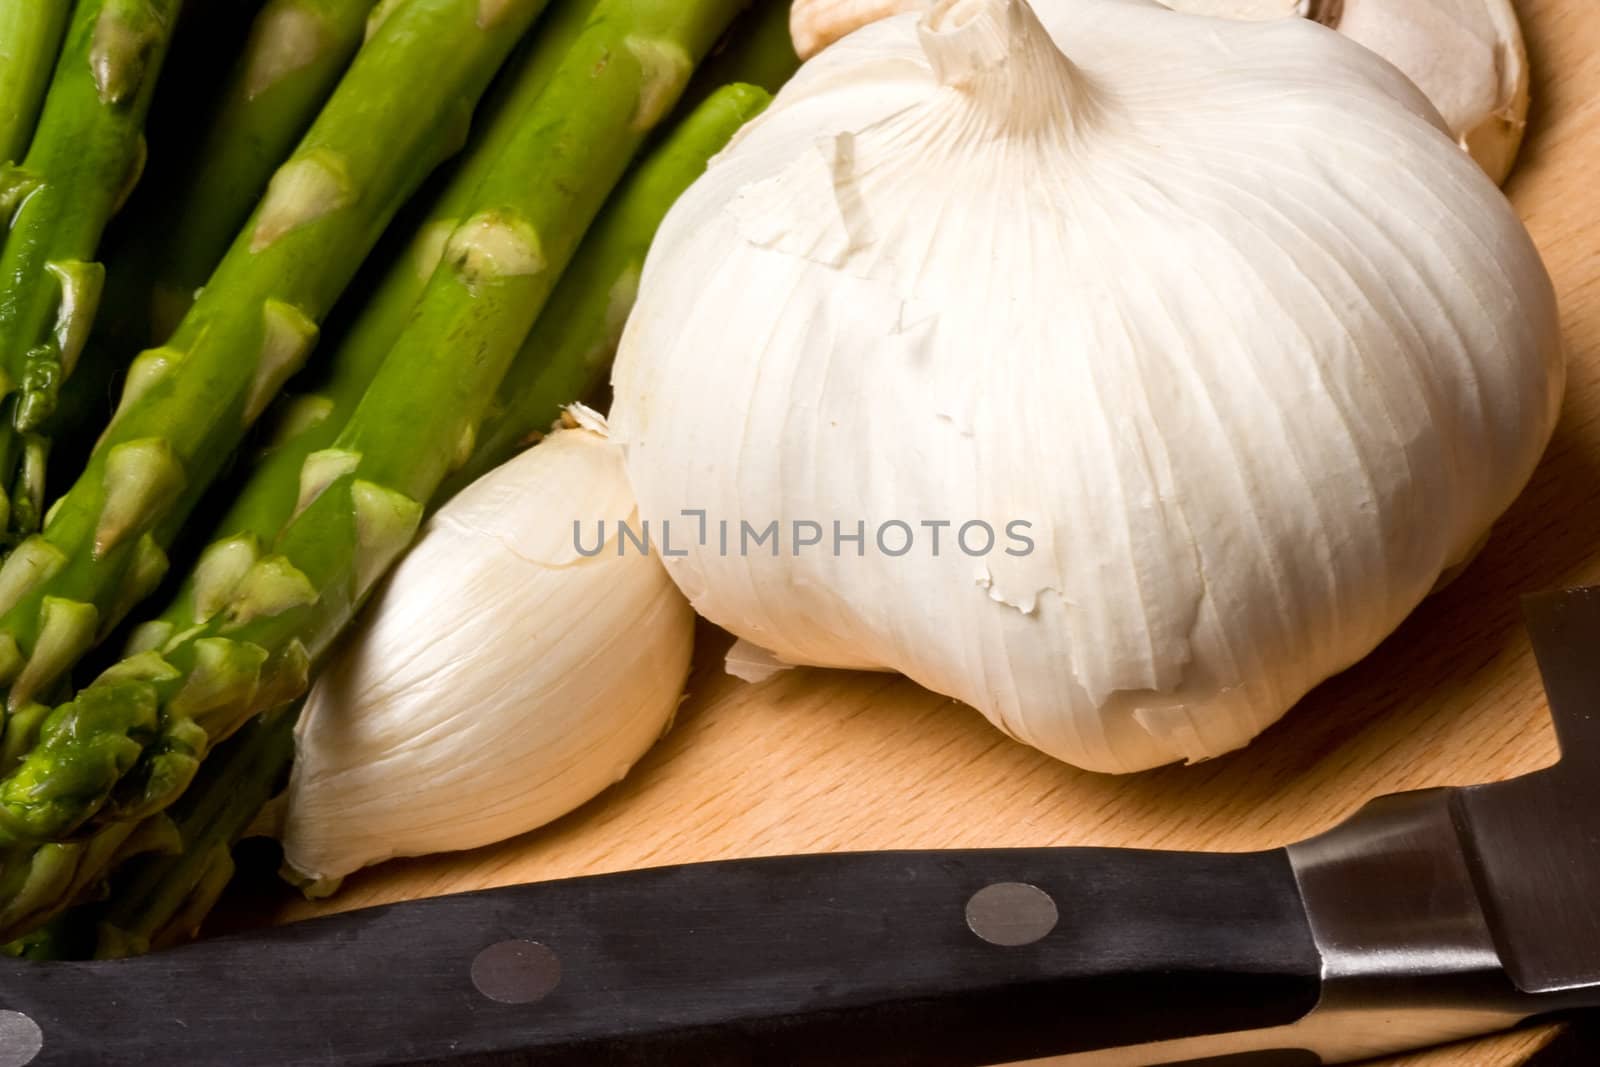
[
  {"xmin": 0, "ymin": 1010, "xmax": 42, "ymax": 1066},
  {"xmin": 966, "ymin": 882, "xmax": 1059, "ymax": 947},
  {"xmin": 471, "ymin": 939, "xmax": 561, "ymax": 1004}
]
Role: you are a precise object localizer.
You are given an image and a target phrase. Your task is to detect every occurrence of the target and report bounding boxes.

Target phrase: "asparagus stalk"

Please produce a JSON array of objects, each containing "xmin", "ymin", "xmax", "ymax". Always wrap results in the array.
[
  {"xmin": 0, "ymin": 0, "xmax": 746, "ymax": 861},
  {"xmin": 444, "ymin": 80, "xmax": 773, "ymax": 498},
  {"xmin": 0, "ymin": 0, "xmax": 187, "ymax": 539},
  {"xmin": 685, "ymin": 0, "xmax": 797, "ymax": 104},
  {"xmin": 445, "ymin": 3, "xmax": 797, "ymax": 494},
  {"xmin": 46, "ymin": 0, "xmax": 380, "ymax": 501},
  {"xmin": 3, "ymin": 912, "xmax": 86, "ymax": 961},
  {"xmin": 94, "ymin": 707, "xmax": 297, "ymax": 958},
  {"xmin": 0, "ymin": 706, "xmax": 292, "ymax": 959},
  {"xmin": 0, "ymin": 0, "xmax": 551, "ymax": 782},
  {"xmin": 0, "ymin": 1, "xmax": 73, "ymax": 165},
  {"xmin": 148, "ymin": 0, "xmax": 381, "ymax": 338},
  {"xmin": 137, "ymin": 0, "xmax": 605, "ymax": 643},
  {"xmin": 0, "ymin": 798, "xmax": 177, "ymax": 943}
]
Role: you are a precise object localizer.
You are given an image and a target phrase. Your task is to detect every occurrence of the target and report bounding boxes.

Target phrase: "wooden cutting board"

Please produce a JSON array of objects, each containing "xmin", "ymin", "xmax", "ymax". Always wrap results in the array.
[{"xmin": 276, "ymin": 2, "xmax": 1600, "ymax": 1062}]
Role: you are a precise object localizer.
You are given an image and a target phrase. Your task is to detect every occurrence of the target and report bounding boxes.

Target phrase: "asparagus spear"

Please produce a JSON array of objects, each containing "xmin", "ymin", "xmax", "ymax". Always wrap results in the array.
[
  {"xmin": 0, "ymin": 0, "xmax": 187, "ymax": 539},
  {"xmin": 0, "ymin": 0, "xmax": 551, "ymax": 773},
  {"xmin": 0, "ymin": 1, "xmax": 73, "ymax": 165},
  {"xmin": 148, "ymin": 0, "xmax": 381, "ymax": 338},
  {"xmin": 0, "ymin": 796, "xmax": 178, "ymax": 943},
  {"xmin": 0, "ymin": 706, "xmax": 292, "ymax": 959},
  {"xmin": 95, "ymin": 706, "xmax": 297, "ymax": 958},
  {"xmin": 443, "ymin": 4, "xmax": 797, "ymax": 495},
  {"xmin": 0, "ymin": 0, "xmax": 747, "ymax": 858},
  {"xmin": 46, "ymin": 0, "xmax": 379, "ymax": 504},
  {"xmin": 443, "ymin": 80, "xmax": 773, "ymax": 498},
  {"xmin": 685, "ymin": 0, "xmax": 797, "ymax": 104},
  {"xmin": 3, "ymin": 912, "xmax": 86, "ymax": 961},
  {"xmin": 137, "ymin": 0, "xmax": 605, "ymax": 644}
]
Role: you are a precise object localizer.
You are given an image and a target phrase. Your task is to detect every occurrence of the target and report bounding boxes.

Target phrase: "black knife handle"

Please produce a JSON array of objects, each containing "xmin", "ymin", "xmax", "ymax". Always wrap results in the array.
[{"xmin": 3, "ymin": 848, "xmax": 1321, "ymax": 1066}]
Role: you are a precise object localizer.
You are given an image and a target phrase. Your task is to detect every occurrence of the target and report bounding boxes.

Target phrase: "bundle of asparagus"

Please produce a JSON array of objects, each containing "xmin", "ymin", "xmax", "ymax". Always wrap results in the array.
[{"xmin": 0, "ymin": 0, "xmax": 798, "ymax": 957}]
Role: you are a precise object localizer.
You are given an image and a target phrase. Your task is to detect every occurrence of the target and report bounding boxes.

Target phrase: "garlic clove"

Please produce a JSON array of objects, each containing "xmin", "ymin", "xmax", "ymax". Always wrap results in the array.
[
  {"xmin": 791, "ymin": 0, "xmax": 924, "ymax": 60},
  {"xmin": 1163, "ymin": 0, "xmax": 1530, "ymax": 184},
  {"xmin": 280, "ymin": 414, "xmax": 695, "ymax": 891},
  {"xmin": 1338, "ymin": 0, "xmax": 1529, "ymax": 186}
]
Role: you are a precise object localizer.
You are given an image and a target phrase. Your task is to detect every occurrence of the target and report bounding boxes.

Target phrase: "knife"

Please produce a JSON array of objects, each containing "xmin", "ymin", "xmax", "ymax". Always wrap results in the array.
[{"xmin": 3, "ymin": 588, "xmax": 1600, "ymax": 1067}]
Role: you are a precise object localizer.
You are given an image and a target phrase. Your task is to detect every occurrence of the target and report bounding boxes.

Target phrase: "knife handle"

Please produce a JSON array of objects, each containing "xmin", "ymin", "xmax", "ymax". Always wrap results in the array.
[{"xmin": 4, "ymin": 848, "xmax": 1322, "ymax": 1066}]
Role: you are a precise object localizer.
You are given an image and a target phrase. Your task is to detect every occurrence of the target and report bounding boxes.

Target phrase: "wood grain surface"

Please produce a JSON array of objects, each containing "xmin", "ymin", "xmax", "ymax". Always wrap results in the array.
[{"xmin": 277, "ymin": 2, "xmax": 1600, "ymax": 1062}]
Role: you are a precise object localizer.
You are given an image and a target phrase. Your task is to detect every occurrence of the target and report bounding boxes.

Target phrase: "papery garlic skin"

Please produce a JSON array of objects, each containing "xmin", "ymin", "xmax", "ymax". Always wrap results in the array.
[
  {"xmin": 1166, "ymin": 0, "xmax": 1531, "ymax": 185},
  {"xmin": 793, "ymin": 0, "xmax": 1531, "ymax": 184},
  {"xmin": 282, "ymin": 415, "xmax": 694, "ymax": 890},
  {"xmin": 792, "ymin": 0, "xmax": 924, "ymax": 60},
  {"xmin": 612, "ymin": 0, "xmax": 1562, "ymax": 773}
]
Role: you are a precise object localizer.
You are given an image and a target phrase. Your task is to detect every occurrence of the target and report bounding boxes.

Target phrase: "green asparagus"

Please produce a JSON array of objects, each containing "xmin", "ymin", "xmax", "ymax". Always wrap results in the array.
[
  {"xmin": 0, "ymin": 704, "xmax": 293, "ymax": 959},
  {"xmin": 147, "ymin": 0, "xmax": 381, "ymax": 338},
  {"xmin": 47, "ymin": 0, "xmax": 380, "ymax": 502},
  {"xmin": 685, "ymin": 0, "xmax": 797, "ymax": 104},
  {"xmin": 95, "ymin": 707, "xmax": 297, "ymax": 958},
  {"xmin": 0, "ymin": 0, "xmax": 748, "ymax": 857},
  {"xmin": 71, "ymin": 79, "xmax": 779, "ymax": 963},
  {"xmin": 0, "ymin": 0, "xmax": 551, "ymax": 774},
  {"xmin": 139, "ymin": 0, "xmax": 605, "ymax": 643},
  {"xmin": 8, "ymin": 80, "xmax": 777, "ymax": 954},
  {"xmin": 0, "ymin": 0, "xmax": 187, "ymax": 539},
  {"xmin": 443, "ymin": 80, "xmax": 773, "ymax": 498},
  {"xmin": 0, "ymin": 1, "xmax": 73, "ymax": 165},
  {"xmin": 3, "ymin": 912, "xmax": 86, "ymax": 961},
  {"xmin": 0, "ymin": 0, "xmax": 609, "ymax": 940},
  {"xmin": 0, "ymin": 795, "xmax": 177, "ymax": 942},
  {"xmin": 441, "ymin": 2, "xmax": 795, "ymax": 497}
]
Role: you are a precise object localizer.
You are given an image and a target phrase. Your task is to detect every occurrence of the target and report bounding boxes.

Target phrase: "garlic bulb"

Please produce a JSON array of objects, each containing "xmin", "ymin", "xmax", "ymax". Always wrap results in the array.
[
  {"xmin": 611, "ymin": 0, "xmax": 1562, "ymax": 773},
  {"xmin": 791, "ymin": 0, "xmax": 1531, "ymax": 184},
  {"xmin": 282, "ymin": 412, "xmax": 694, "ymax": 891}
]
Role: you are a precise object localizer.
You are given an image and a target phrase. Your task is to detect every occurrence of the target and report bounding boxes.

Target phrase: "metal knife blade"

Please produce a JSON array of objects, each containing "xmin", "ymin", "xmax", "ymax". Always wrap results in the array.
[{"xmin": 1456, "ymin": 587, "xmax": 1600, "ymax": 993}]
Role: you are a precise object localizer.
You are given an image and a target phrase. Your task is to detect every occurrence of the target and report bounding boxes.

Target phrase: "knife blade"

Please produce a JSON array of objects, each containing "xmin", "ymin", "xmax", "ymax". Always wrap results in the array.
[{"xmin": 1, "ymin": 588, "xmax": 1599, "ymax": 1067}]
